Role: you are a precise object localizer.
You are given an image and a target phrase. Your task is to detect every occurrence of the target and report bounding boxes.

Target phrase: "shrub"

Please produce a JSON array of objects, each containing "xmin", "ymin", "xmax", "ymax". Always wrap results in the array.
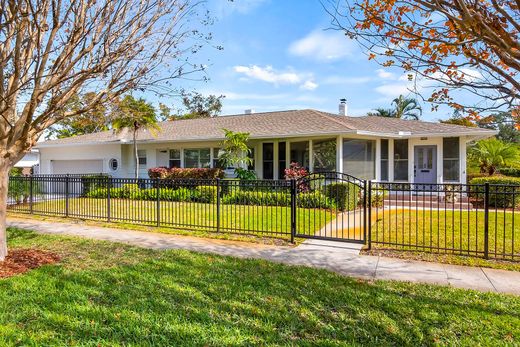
[
  {"xmin": 193, "ymin": 185, "xmax": 218, "ymax": 203},
  {"xmin": 148, "ymin": 167, "xmax": 224, "ymax": 180},
  {"xmin": 324, "ymin": 182, "xmax": 360, "ymax": 211},
  {"xmin": 8, "ymin": 178, "xmax": 31, "ymax": 204},
  {"xmin": 81, "ymin": 174, "xmax": 111, "ymax": 196},
  {"xmin": 470, "ymin": 176, "xmax": 520, "ymax": 208},
  {"xmin": 221, "ymin": 190, "xmax": 290, "ymax": 206},
  {"xmin": 498, "ymin": 168, "xmax": 520, "ymax": 177},
  {"xmin": 369, "ymin": 189, "xmax": 387, "ymax": 207},
  {"xmin": 9, "ymin": 167, "xmax": 24, "ymax": 177},
  {"xmin": 298, "ymin": 191, "xmax": 335, "ymax": 209}
]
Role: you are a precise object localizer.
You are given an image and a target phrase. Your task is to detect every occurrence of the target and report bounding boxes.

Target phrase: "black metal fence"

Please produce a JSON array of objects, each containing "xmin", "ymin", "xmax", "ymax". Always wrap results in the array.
[
  {"xmin": 370, "ymin": 181, "xmax": 520, "ymax": 261},
  {"xmin": 7, "ymin": 174, "xmax": 520, "ymax": 262}
]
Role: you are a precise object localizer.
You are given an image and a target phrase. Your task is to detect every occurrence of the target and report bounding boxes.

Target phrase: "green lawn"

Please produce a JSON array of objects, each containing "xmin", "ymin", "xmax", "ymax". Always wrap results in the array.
[
  {"xmin": 11, "ymin": 198, "xmax": 333, "ymax": 238},
  {"xmin": 1, "ymin": 228, "xmax": 520, "ymax": 346},
  {"xmin": 371, "ymin": 209, "xmax": 520, "ymax": 264}
]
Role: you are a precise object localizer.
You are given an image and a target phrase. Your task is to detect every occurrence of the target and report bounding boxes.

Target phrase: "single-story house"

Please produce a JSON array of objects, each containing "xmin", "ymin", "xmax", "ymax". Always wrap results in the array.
[
  {"xmin": 36, "ymin": 107, "xmax": 496, "ymax": 184},
  {"xmin": 14, "ymin": 149, "xmax": 40, "ymax": 175}
]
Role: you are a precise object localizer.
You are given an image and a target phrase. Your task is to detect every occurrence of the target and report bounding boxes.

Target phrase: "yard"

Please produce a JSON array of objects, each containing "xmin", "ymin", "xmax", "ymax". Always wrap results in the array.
[
  {"xmin": 11, "ymin": 197, "xmax": 333, "ymax": 238},
  {"xmin": 1, "ymin": 227, "xmax": 519, "ymax": 345},
  {"xmin": 370, "ymin": 209, "xmax": 520, "ymax": 265}
]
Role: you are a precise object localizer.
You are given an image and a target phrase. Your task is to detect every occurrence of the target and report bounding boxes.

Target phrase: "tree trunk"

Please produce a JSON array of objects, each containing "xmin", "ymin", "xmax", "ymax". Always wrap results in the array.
[
  {"xmin": 0, "ymin": 165, "xmax": 9, "ymax": 261},
  {"xmin": 134, "ymin": 129, "xmax": 139, "ymax": 180}
]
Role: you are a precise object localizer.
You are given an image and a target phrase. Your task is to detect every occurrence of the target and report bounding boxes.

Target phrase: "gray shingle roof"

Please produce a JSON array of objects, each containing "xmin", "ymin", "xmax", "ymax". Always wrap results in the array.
[{"xmin": 38, "ymin": 109, "xmax": 496, "ymax": 147}]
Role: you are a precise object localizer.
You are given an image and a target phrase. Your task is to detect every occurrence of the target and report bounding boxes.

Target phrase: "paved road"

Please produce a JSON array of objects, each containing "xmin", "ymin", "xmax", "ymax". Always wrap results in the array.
[{"xmin": 7, "ymin": 217, "xmax": 520, "ymax": 295}]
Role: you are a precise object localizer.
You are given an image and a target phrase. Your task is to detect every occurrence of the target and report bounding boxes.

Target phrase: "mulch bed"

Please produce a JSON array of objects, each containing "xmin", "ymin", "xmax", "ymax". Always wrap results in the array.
[{"xmin": 0, "ymin": 249, "xmax": 60, "ymax": 278}]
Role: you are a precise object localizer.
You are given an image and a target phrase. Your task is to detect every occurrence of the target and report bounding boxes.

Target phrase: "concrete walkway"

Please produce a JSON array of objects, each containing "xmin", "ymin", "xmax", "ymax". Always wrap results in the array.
[{"xmin": 7, "ymin": 217, "xmax": 520, "ymax": 296}]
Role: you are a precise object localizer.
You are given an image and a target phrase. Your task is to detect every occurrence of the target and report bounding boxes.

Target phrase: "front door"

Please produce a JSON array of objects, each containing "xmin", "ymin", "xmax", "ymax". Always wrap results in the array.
[{"xmin": 414, "ymin": 145, "xmax": 436, "ymax": 184}]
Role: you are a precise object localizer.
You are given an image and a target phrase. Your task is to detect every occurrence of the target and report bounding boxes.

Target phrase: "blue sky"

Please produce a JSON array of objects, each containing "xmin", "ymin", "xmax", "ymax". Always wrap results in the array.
[{"xmin": 159, "ymin": 0, "xmax": 455, "ymax": 121}]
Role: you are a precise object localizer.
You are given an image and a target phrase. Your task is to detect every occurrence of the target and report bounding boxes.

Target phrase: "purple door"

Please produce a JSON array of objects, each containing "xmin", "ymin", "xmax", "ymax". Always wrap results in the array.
[{"xmin": 414, "ymin": 146, "xmax": 436, "ymax": 184}]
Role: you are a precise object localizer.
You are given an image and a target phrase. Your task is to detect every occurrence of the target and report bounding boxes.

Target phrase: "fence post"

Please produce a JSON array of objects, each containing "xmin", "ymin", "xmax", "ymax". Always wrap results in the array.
[
  {"xmin": 367, "ymin": 180, "xmax": 372, "ymax": 250},
  {"xmin": 29, "ymin": 175, "xmax": 34, "ymax": 214},
  {"xmin": 107, "ymin": 177, "xmax": 111, "ymax": 223},
  {"xmin": 290, "ymin": 179, "xmax": 296, "ymax": 243},
  {"xmin": 363, "ymin": 180, "xmax": 368, "ymax": 244},
  {"xmin": 65, "ymin": 174, "xmax": 69, "ymax": 217},
  {"xmin": 216, "ymin": 178, "xmax": 221, "ymax": 233},
  {"xmin": 156, "ymin": 178, "xmax": 160, "ymax": 227},
  {"xmin": 484, "ymin": 182, "xmax": 490, "ymax": 259}
]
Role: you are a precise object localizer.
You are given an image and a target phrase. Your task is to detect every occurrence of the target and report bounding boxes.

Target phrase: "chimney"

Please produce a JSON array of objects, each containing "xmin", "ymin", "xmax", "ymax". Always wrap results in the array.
[
  {"xmin": 244, "ymin": 109, "xmax": 255, "ymax": 115},
  {"xmin": 338, "ymin": 99, "xmax": 347, "ymax": 116}
]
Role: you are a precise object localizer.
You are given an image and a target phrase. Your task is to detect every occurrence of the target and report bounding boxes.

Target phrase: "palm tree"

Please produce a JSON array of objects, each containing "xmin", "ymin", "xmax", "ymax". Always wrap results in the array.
[
  {"xmin": 112, "ymin": 95, "xmax": 159, "ymax": 179},
  {"xmin": 367, "ymin": 108, "xmax": 395, "ymax": 117},
  {"xmin": 470, "ymin": 138, "xmax": 518, "ymax": 175},
  {"xmin": 392, "ymin": 95, "xmax": 422, "ymax": 120}
]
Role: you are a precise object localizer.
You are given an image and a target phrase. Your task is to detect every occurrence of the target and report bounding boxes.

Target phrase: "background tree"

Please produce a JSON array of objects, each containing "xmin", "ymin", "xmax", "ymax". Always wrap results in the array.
[
  {"xmin": 0, "ymin": 0, "xmax": 210, "ymax": 261},
  {"xmin": 112, "ymin": 96, "xmax": 159, "ymax": 179},
  {"xmin": 367, "ymin": 95, "xmax": 421, "ymax": 119},
  {"xmin": 469, "ymin": 138, "xmax": 518, "ymax": 175},
  {"xmin": 328, "ymin": 0, "xmax": 520, "ymax": 113},
  {"xmin": 391, "ymin": 95, "xmax": 421, "ymax": 120},
  {"xmin": 46, "ymin": 93, "xmax": 112, "ymax": 139}
]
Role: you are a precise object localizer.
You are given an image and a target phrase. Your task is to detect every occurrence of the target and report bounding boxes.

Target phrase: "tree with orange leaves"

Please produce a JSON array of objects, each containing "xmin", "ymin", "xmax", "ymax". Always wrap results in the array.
[{"xmin": 326, "ymin": 0, "xmax": 519, "ymax": 113}]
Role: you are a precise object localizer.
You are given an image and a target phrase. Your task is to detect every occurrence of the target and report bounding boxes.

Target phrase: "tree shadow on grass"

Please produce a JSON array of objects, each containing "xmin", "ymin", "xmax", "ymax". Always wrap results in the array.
[{"xmin": 0, "ymin": 247, "xmax": 519, "ymax": 346}]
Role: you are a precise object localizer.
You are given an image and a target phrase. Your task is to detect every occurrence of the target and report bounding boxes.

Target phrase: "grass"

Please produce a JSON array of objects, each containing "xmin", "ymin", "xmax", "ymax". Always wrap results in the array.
[
  {"xmin": 370, "ymin": 208, "xmax": 520, "ymax": 271},
  {"xmin": 9, "ymin": 198, "xmax": 333, "ymax": 240},
  {"xmin": 1, "ymin": 227, "xmax": 520, "ymax": 346}
]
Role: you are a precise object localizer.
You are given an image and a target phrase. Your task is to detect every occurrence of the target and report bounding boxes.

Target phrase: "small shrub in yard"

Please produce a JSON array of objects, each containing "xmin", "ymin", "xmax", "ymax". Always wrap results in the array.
[
  {"xmin": 498, "ymin": 168, "xmax": 520, "ymax": 177},
  {"xmin": 470, "ymin": 176, "xmax": 520, "ymax": 208},
  {"xmin": 81, "ymin": 174, "xmax": 111, "ymax": 196},
  {"xmin": 148, "ymin": 167, "xmax": 224, "ymax": 180},
  {"xmin": 369, "ymin": 189, "xmax": 387, "ymax": 207},
  {"xmin": 193, "ymin": 185, "xmax": 218, "ymax": 203},
  {"xmin": 324, "ymin": 183, "xmax": 360, "ymax": 211},
  {"xmin": 298, "ymin": 191, "xmax": 335, "ymax": 209}
]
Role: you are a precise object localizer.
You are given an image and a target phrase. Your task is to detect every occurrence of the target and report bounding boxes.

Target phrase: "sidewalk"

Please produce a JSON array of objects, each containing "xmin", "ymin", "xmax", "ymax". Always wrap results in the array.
[{"xmin": 7, "ymin": 217, "xmax": 520, "ymax": 295}]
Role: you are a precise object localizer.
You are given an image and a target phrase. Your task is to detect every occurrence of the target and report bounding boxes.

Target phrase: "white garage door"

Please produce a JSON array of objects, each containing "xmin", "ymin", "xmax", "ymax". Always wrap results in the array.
[{"xmin": 51, "ymin": 160, "xmax": 104, "ymax": 175}]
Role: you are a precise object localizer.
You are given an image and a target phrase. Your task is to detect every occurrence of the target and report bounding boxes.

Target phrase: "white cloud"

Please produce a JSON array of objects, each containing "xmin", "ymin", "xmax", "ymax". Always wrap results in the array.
[
  {"xmin": 321, "ymin": 76, "xmax": 372, "ymax": 85},
  {"xmin": 374, "ymin": 83, "xmax": 413, "ymax": 99},
  {"xmin": 233, "ymin": 64, "xmax": 316, "ymax": 90},
  {"xmin": 213, "ymin": 0, "xmax": 267, "ymax": 17},
  {"xmin": 300, "ymin": 80, "xmax": 318, "ymax": 91},
  {"xmin": 288, "ymin": 30, "xmax": 357, "ymax": 61},
  {"xmin": 376, "ymin": 69, "xmax": 396, "ymax": 79}
]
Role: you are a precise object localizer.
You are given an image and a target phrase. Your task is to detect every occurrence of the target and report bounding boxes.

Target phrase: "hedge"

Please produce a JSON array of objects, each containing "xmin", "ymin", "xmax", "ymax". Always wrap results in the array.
[
  {"xmin": 324, "ymin": 182, "xmax": 360, "ymax": 211},
  {"xmin": 498, "ymin": 168, "xmax": 520, "ymax": 177},
  {"xmin": 469, "ymin": 176, "xmax": 520, "ymax": 208}
]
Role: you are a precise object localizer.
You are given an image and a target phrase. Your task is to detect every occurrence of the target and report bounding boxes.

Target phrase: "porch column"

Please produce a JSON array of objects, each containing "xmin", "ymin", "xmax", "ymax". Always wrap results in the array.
[
  {"xmin": 408, "ymin": 139, "xmax": 414, "ymax": 182},
  {"xmin": 336, "ymin": 135, "xmax": 343, "ymax": 173},
  {"xmin": 460, "ymin": 136, "xmax": 467, "ymax": 184},
  {"xmin": 273, "ymin": 141, "xmax": 279, "ymax": 179},
  {"xmin": 308, "ymin": 139, "xmax": 313, "ymax": 172},
  {"xmin": 375, "ymin": 139, "xmax": 381, "ymax": 181},
  {"xmin": 388, "ymin": 139, "xmax": 394, "ymax": 181}
]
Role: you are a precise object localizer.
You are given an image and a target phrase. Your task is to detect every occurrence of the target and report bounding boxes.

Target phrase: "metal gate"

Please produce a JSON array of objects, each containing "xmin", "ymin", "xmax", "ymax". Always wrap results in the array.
[{"xmin": 294, "ymin": 172, "xmax": 367, "ymax": 243}]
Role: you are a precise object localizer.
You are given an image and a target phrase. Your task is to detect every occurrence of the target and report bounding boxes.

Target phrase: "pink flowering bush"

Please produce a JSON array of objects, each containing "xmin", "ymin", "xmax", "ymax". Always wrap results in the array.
[
  {"xmin": 148, "ymin": 167, "xmax": 224, "ymax": 180},
  {"xmin": 284, "ymin": 162, "xmax": 308, "ymax": 180}
]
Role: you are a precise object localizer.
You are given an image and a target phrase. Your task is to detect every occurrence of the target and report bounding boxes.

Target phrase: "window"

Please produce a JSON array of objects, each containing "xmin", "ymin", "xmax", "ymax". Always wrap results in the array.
[
  {"xmin": 290, "ymin": 141, "xmax": 309, "ymax": 169},
  {"xmin": 137, "ymin": 150, "xmax": 147, "ymax": 166},
  {"xmin": 248, "ymin": 147, "xmax": 255, "ymax": 171},
  {"xmin": 313, "ymin": 138, "xmax": 337, "ymax": 172},
  {"xmin": 393, "ymin": 139, "xmax": 408, "ymax": 180},
  {"xmin": 380, "ymin": 139, "xmax": 389, "ymax": 181},
  {"xmin": 278, "ymin": 142, "xmax": 286, "ymax": 179},
  {"xmin": 342, "ymin": 139, "xmax": 375, "ymax": 180},
  {"xmin": 109, "ymin": 158, "xmax": 118, "ymax": 171},
  {"xmin": 212, "ymin": 148, "xmax": 224, "ymax": 168},
  {"xmin": 184, "ymin": 148, "xmax": 210, "ymax": 168},
  {"xmin": 443, "ymin": 137, "xmax": 460, "ymax": 181},
  {"xmin": 262, "ymin": 143, "xmax": 274, "ymax": 179},
  {"xmin": 169, "ymin": 149, "xmax": 181, "ymax": 168}
]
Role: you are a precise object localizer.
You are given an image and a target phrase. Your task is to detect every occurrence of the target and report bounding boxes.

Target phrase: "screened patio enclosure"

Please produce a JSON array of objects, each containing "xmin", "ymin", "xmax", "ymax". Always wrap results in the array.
[{"xmin": 255, "ymin": 135, "xmax": 466, "ymax": 184}]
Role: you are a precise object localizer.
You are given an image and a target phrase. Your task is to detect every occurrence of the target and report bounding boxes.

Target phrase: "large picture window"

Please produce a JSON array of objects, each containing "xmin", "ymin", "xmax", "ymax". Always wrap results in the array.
[
  {"xmin": 184, "ymin": 148, "xmax": 210, "ymax": 168},
  {"xmin": 443, "ymin": 137, "xmax": 460, "ymax": 181},
  {"xmin": 380, "ymin": 139, "xmax": 389, "ymax": 181},
  {"xmin": 394, "ymin": 139, "xmax": 408, "ymax": 181},
  {"xmin": 342, "ymin": 139, "xmax": 375, "ymax": 180},
  {"xmin": 313, "ymin": 138, "xmax": 337, "ymax": 172}
]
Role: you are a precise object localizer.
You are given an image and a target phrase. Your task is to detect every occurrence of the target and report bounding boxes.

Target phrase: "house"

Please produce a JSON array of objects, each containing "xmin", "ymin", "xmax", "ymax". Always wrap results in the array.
[
  {"xmin": 36, "ymin": 104, "xmax": 496, "ymax": 184},
  {"xmin": 14, "ymin": 149, "xmax": 40, "ymax": 175}
]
